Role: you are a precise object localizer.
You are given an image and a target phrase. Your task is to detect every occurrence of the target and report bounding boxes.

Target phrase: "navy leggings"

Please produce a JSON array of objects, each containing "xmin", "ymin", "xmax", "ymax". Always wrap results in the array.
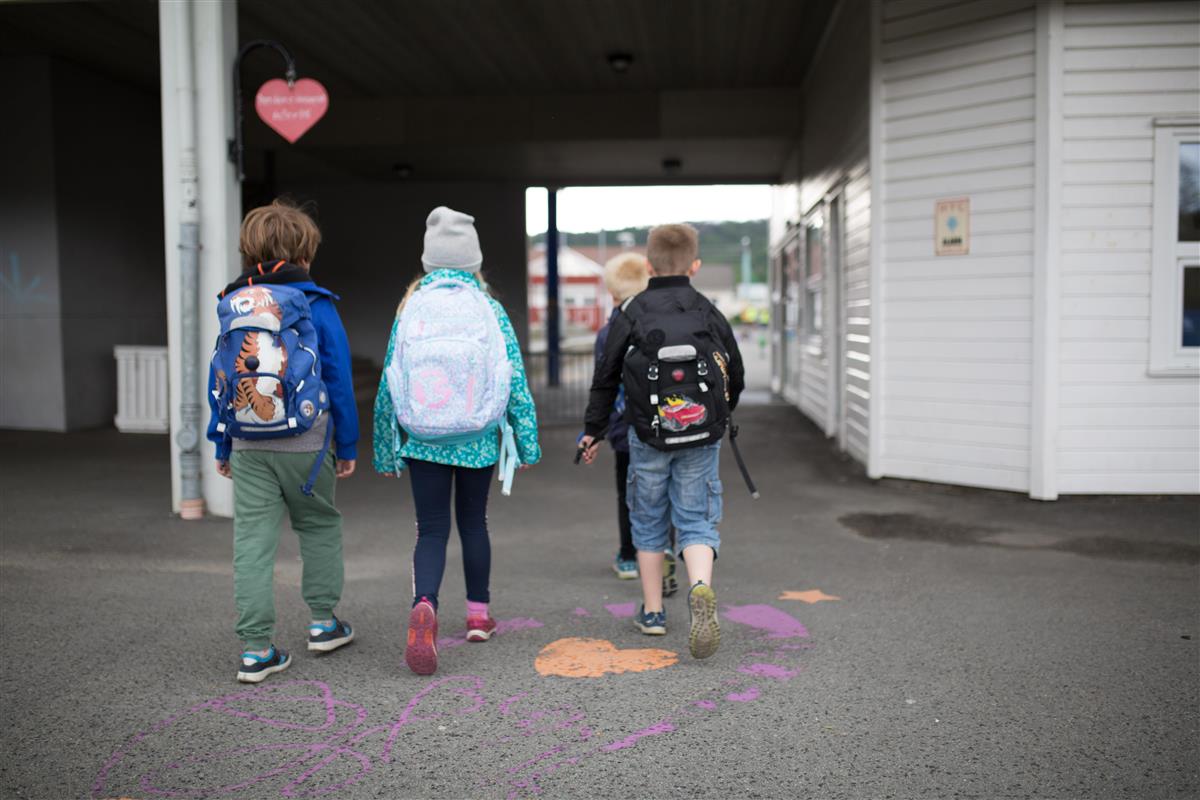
[{"xmin": 405, "ymin": 458, "xmax": 494, "ymax": 609}]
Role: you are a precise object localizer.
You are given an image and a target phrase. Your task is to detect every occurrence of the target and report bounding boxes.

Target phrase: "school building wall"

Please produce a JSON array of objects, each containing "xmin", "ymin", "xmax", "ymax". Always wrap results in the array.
[
  {"xmin": 771, "ymin": 0, "xmax": 874, "ymax": 470},
  {"xmin": 877, "ymin": 0, "xmax": 1039, "ymax": 493},
  {"xmin": 1053, "ymin": 0, "xmax": 1200, "ymax": 493},
  {"xmin": 770, "ymin": 0, "xmax": 1200, "ymax": 497},
  {"xmin": 0, "ymin": 55, "xmax": 165, "ymax": 432},
  {"xmin": 804, "ymin": 0, "xmax": 872, "ymax": 467}
]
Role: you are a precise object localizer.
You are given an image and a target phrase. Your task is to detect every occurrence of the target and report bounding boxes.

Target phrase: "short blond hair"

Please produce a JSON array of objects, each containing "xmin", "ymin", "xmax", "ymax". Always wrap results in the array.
[
  {"xmin": 645, "ymin": 223, "xmax": 698, "ymax": 276},
  {"xmin": 239, "ymin": 198, "xmax": 321, "ymax": 270},
  {"xmin": 603, "ymin": 253, "xmax": 649, "ymax": 302}
]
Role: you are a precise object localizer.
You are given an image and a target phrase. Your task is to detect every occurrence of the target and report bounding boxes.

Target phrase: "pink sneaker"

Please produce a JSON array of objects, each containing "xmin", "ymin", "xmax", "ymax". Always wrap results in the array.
[
  {"xmin": 405, "ymin": 598, "xmax": 438, "ymax": 675},
  {"xmin": 466, "ymin": 615, "xmax": 497, "ymax": 642}
]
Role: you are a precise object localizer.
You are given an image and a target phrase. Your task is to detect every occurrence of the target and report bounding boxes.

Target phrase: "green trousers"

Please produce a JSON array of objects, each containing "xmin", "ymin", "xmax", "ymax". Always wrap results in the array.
[{"xmin": 230, "ymin": 450, "xmax": 343, "ymax": 650}]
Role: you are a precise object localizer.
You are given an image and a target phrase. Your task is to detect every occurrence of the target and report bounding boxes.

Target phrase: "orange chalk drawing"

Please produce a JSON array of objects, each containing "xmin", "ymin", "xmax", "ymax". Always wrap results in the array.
[
  {"xmin": 534, "ymin": 637, "xmax": 678, "ymax": 678},
  {"xmin": 779, "ymin": 589, "xmax": 840, "ymax": 604}
]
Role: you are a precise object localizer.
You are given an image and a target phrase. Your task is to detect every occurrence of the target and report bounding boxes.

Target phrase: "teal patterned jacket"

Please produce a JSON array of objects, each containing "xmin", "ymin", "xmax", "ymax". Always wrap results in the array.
[{"xmin": 372, "ymin": 269, "xmax": 541, "ymax": 473}]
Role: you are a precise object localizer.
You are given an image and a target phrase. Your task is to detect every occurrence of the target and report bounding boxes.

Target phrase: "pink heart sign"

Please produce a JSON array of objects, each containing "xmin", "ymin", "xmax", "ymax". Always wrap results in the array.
[{"xmin": 254, "ymin": 78, "xmax": 329, "ymax": 143}]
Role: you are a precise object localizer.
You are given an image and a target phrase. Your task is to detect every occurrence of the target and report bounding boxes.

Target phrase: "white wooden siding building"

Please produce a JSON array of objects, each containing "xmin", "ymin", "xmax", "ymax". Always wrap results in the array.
[{"xmin": 770, "ymin": 0, "xmax": 1200, "ymax": 498}]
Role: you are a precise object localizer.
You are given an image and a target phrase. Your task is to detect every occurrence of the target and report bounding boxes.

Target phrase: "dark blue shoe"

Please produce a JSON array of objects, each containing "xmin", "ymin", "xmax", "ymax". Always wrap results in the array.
[
  {"xmin": 633, "ymin": 605, "xmax": 667, "ymax": 635},
  {"xmin": 308, "ymin": 616, "xmax": 354, "ymax": 653},
  {"xmin": 237, "ymin": 645, "xmax": 291, "ymax": 683}
]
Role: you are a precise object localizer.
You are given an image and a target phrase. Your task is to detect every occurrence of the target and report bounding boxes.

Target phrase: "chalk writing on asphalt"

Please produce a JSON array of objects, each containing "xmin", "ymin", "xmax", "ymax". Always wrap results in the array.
[{"xmin": 92, "ymin": 601, "xmax": 816, "ymax": 799}]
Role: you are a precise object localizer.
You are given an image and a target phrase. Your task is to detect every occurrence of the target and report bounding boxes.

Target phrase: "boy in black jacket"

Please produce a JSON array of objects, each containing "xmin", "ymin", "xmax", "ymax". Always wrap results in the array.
[{"xmin": 580, "ymin": 224, "xmax": 744, "ymax": 659}]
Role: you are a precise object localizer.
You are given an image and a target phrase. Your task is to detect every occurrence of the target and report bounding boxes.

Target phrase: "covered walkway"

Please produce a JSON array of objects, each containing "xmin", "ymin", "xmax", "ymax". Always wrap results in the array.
[{"xmin": 1, "ymin": 403, "xmax": 1196, "ymax": 798}]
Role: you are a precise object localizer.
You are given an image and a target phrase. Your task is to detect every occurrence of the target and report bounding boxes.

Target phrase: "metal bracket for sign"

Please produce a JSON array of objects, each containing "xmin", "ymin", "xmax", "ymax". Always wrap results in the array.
[{"xmin": 228, "ymin": 39, "xmax": 297, "ymax": 183}]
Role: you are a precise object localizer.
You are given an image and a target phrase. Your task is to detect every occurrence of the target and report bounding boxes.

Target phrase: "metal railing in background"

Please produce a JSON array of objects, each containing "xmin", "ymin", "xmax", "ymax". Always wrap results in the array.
[{"xmin": 522, "ymin": 350, "xmax": 594, "ymax": 427}]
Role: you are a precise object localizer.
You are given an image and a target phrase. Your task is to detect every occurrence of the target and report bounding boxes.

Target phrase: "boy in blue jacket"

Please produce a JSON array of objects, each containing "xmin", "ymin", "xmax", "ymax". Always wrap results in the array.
[{"xmin": 206, "ymin": 199, "xmax": 359, "ymax": 682}]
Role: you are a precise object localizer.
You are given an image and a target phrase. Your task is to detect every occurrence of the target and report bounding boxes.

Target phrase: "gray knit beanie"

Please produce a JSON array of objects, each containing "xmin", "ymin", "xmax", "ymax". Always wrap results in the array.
[{"xmin": 421, "ymin": 206, "xmax": 483, "ymax": 272}]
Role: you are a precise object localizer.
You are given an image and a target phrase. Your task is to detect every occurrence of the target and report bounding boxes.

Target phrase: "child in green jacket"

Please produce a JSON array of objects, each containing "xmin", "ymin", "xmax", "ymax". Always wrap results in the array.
[{"xmin": 373, "ymin": 207, "xmax": 540, "ymax": 676}]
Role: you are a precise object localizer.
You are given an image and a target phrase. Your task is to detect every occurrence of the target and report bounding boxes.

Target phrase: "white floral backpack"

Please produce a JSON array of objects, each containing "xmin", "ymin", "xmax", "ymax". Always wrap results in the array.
[{"xmin": 385, "ymin": 277, "xmax": 512, "ymax": 445}]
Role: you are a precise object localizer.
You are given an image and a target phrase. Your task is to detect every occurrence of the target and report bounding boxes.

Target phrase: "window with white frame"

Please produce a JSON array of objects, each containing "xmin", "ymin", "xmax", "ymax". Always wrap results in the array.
[
  {"xmin": 804, "ymin": 210, "xmax": 825, "ymax": 351},
  {"xmin": 1149, "ymin": 121, "xmax": 1200, "ymax": 375}
]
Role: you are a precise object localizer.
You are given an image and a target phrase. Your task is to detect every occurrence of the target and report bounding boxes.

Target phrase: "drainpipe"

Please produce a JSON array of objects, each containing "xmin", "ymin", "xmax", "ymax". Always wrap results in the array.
[{"xmin": 174, "ymin": 1, "xmax": 204, "ymax": 520}]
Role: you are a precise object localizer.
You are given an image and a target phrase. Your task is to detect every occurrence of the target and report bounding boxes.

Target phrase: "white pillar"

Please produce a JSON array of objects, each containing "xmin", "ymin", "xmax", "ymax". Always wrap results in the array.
[
  {"xmin": 1030, "ymin": 0, "xmax": 1064, "ymax": 501},
  {"xmin": 160, "ymin": 0, "xmax": 239, "ymax": 517}
]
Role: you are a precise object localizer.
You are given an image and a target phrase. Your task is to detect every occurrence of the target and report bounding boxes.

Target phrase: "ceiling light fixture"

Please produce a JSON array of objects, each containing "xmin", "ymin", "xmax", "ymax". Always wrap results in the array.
[{"xmin": 607, "ymin": 52, "xmax": 634, "ymax": 74}]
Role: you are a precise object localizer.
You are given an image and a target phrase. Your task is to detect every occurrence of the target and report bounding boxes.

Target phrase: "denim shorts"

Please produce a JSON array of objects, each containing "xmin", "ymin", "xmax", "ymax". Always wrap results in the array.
[{"xmin": 626, "ymin": 431, "xmax": 722, "ymax": 556}]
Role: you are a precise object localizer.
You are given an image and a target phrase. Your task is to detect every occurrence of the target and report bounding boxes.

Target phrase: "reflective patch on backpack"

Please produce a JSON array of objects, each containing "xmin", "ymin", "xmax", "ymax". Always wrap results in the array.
[
  {"xmin": 658, "ymin": 394, "xmax": 707, "ymax": 432},
  {"xmin": 712, "ymin": 350, "xmax": 731, "ymax": 402},
  {"xmin": 664, "ymin": 431, "xmax": 711, "ymax": 445}
]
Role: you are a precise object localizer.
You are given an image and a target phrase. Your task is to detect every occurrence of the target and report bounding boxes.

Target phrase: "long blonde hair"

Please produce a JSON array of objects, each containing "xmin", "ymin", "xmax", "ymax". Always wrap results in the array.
[{"xmin": 396, "ymin": 271, "xmax": 493, "ymax": 318}]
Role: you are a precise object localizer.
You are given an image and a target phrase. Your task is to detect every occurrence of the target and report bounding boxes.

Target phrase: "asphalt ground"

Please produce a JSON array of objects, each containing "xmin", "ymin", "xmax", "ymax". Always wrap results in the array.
[{"xmin": 1, "ymin": 401, "xmax": 1197, "ymax": 800}]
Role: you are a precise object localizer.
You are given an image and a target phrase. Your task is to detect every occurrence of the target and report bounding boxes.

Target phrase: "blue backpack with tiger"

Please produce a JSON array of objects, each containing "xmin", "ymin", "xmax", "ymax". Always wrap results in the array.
[{"xmin": 210, "ymin": 283, "xmax": 331, "ymax": 494}]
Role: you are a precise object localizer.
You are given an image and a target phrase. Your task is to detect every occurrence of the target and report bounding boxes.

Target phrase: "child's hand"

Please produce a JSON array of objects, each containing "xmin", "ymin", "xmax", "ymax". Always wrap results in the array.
[
  {"xmin": 578, "ymin": 435, "xmax": 602, "ymax": 465},
  {"xmin": 216, "ymin": 460, "xmax": 231, "ymax": 479},
  {"xmin": 336, "ymin": 459, "xmax": 356, "ymax": 478}
]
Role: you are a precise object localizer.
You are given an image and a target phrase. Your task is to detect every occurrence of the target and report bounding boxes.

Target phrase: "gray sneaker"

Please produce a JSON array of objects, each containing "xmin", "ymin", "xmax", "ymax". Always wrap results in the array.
[{"xmin": 687, "ymin": 582, "xmax": 720, "ymax": 659}]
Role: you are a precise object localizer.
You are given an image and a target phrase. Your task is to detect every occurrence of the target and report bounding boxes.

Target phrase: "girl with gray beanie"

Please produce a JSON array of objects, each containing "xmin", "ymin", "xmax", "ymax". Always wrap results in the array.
[{"xmin": 372, "ymin": 206, "xmax": 541, "ymax": 675}]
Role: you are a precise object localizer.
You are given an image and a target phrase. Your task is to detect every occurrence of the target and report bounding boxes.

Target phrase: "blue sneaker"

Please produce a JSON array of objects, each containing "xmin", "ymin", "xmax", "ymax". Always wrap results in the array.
[
  {"xmin": 237, "ymin": 645, "xmax": 291, "ymax": 683},
  {"xmin": 633, "ymin": 605, "xmax": 667, "ymax": 635},
  {"xmin": 613, "ymin": 556, "xmax": 638, "ymax": 580},
  {"xmin": 308, "ymin": 616, "xmax": 354, "ymax": 653}
]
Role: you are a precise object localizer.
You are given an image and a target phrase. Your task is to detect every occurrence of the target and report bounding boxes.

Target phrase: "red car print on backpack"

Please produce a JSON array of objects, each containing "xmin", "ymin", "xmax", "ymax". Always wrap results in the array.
[{"xmin": 658, "ymin": 394, "xmax": 707, "ymax": 432}]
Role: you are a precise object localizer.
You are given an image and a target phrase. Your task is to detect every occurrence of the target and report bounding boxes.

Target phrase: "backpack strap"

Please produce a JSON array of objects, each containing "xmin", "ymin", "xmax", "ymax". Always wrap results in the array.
[
  {"xmin": 647, "ymin": 358, "xmax": 661, "ymax": 439},
  {"xmin": 300, "ymin": 416, "xmax": 335, "ymax": 496}
]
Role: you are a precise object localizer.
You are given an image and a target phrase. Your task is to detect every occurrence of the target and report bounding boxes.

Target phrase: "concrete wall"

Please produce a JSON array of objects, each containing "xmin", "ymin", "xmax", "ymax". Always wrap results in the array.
[
  {"xmin": 272, "ymin": 179, "xmax": 530, "ymax": 364},
  {"xmin": 0, "ymin": 55, "xmax": 164, "ymax": 432},
  {"xmin": 0, "ymin": 57, "xmax": 66, "ymax": 430},
  {"xmin": 53, "ymin": 59, "xmax": 166, "ymax": 430}
]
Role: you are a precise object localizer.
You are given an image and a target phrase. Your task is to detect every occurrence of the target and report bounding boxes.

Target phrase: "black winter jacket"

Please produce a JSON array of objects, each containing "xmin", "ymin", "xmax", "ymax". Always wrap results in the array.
[{"xmin": 584, "ymin": 275, "xmax": 745, "ymax": 439}]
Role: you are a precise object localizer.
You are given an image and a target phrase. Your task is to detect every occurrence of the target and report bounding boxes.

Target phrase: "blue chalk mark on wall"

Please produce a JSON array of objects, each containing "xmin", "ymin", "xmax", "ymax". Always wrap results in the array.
[{"xmin": 0, "ymin": 250, "xmax": 52, "ymax": 307}]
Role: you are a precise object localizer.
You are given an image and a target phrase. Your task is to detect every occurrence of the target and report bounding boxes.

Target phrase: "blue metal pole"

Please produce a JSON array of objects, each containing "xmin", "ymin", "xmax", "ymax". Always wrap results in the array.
[{"xmin": 547, "ymin": 188, "xmax": 560, "ymax": 386}]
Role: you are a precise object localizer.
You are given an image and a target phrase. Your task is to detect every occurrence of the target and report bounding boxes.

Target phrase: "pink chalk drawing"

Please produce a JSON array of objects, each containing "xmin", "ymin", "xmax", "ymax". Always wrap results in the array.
[
  {"xmin": 737, "ymin": 663, "xmax": 799, "ymax": 681},
  {"xmin": 94, "ymin": 602, "xmax": 815, "ymax": 799},
  {"xmin": 725, "ymin": 686, "xmax": 761, "ymax": 702},
  {"xmin": 437, "ymin": 617, "xmax": 544, "ymax": 650},
  {"xmin": 604, "ymin": 602, "xmax": 637, "ymax": 618},
  {"xmin": 92, "ymin": 676, "xmax": 487, "ymax": 799},
  {"xmin": 572, "ymin": 607, "xmax": 590, "ymax": 616},
  {"xmin": 723, "ymin": 604, "xmax": 809, "ymax": 639},
  {"xmin": 602, "ymin": 721, "xmax": 676, "ymax": 751}
]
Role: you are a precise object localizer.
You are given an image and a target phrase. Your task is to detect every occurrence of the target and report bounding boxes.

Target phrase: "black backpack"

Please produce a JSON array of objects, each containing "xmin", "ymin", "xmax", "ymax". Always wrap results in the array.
[{"xmin": 621, "ymin": 293, "xmax": 732, "ymax": 450}]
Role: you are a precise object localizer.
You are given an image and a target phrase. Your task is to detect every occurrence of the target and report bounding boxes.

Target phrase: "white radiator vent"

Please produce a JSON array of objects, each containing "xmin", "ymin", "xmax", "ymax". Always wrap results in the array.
[{"xmin": 114, "ymin": 346, "xmax": 169, "ymax": 433}]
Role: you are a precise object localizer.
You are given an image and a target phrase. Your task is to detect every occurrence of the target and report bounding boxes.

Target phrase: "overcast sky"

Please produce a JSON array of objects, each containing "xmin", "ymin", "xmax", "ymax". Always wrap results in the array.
[{"xmin": 525, "ymin": 185, "xmax": 773, "ymax": 236}]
